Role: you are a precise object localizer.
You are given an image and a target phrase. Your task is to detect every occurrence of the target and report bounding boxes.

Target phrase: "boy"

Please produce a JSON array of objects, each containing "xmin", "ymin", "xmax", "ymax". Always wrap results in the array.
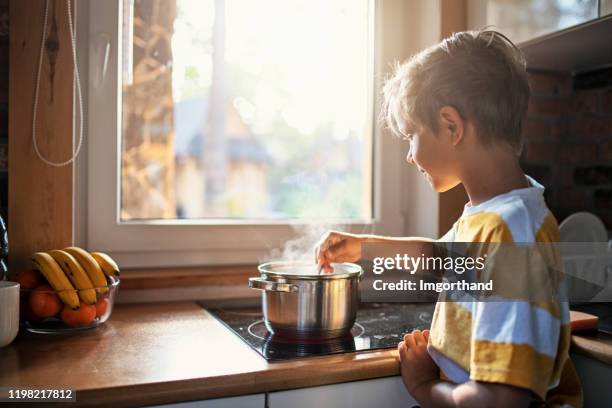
[{"xmin": 315, "ymin": 30, "xmax": 582, "ymax": 407}]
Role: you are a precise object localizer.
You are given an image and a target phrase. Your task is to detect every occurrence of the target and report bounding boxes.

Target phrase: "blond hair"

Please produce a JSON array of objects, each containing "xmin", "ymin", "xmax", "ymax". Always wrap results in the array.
[{"xmin": 382, "ymin": 30, "xmax": 530, "ymax": 154}]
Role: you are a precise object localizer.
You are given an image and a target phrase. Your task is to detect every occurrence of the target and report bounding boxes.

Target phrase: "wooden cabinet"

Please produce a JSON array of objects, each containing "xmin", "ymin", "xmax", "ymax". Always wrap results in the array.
[
  {"xmin": 468, "ymin": 0, "xmax": 598, "ymax": 44},
  {"xmin": 148, "ymin": 394, "xmax": 265, "ymax": 408},
  {"xmin": 145, "ymin": 377, "xmax": 417, "ymax": 408},
  {"xmin": 268, "ymin": 376, "xmax": 419, "ymax": 408},
  {"xmin": 572, "ymin": 352, "xmax": 612, "ymax": 408}
]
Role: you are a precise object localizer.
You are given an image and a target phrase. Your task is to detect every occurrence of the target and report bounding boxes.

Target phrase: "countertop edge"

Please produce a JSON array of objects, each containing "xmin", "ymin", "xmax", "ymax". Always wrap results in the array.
[
  {"xmin": 571, "ymin": 331, "xmax": 612, "ymax": 366},
  {"xmin": 72, "ymin": 351, "xmax": 401, "ymax": 407}
]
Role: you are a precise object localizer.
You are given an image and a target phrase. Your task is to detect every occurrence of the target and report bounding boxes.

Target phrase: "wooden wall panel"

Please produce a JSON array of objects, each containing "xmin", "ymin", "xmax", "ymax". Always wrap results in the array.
[
  {"xmin": 8, "ymin": 0, "xmax": 74, "ymax": 273},
  {"xmin": 441, "ymin": 0, "xmax": 467, "ymax": 37}
]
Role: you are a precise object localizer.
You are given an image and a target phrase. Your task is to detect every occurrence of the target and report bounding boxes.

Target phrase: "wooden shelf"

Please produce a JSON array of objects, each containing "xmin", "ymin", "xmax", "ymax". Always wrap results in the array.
[{"xmin": 520, "ymin": 15, "xmax": 612, "ymax": 74}]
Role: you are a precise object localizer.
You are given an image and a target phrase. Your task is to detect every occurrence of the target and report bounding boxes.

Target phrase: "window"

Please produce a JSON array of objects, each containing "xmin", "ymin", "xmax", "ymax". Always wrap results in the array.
[
  {"xmin": 468, "ymin": 0, "xmax": 598, "ymax": 44},
  {"xmin": 121, "ymin": 0, "xmax": 372, "ymax": 221},
  {"xmin": 83, "ymin": 0, "xmax": 409, "ymax": 267}
]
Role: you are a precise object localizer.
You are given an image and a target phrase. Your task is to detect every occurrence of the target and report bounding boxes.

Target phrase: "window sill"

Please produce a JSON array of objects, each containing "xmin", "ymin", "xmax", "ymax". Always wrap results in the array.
[{"xmin": 115, "ymin": 265, "xmax": 260, "ymax": 305}]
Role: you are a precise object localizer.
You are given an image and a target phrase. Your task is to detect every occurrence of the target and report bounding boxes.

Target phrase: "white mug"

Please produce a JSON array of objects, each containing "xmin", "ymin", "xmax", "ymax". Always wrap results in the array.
[{"xmin": 0, "ymin": 281, "xmax": 20, "ymax": 347}]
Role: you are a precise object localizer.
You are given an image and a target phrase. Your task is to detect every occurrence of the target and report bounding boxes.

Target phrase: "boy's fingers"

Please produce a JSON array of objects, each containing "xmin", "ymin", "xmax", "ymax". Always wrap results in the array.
[
  {"xmin": 423, "ymin": 329, "xmax": 430, "ymax": 341},
  {"xmin": 404, "ymin": 333, "xmax": 417, "ymax": 349},
  {"xmin": 320, "ymin": 247, "xmax": 345, "ymax": 272},
  {"xmin": 314, "ymin": 232, "xmax": 335, "ymax": 263},
  {"xmin": 397, "ymin": 341, "xmax": 408, "ymax": 360},
  {"xmin": 315, "ymin": 249, "xmax": 327, "ymax": 266},
  {"xmin": 413, "ymin": 330, "xmax": 426, "ymax": 346},
  {"xmin": 325, "ymin": 240, "xmax": 347, "ymax": 260},
  {"xmin": 316, "ymin": 253, "xmax": 329, "ymax": 272}
]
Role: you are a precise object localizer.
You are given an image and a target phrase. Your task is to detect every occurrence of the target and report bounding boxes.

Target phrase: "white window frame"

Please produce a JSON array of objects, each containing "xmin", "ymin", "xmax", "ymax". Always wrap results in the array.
[{"xmin": 78, "ymin": 0, "xmax": 433, "ymax": 268}]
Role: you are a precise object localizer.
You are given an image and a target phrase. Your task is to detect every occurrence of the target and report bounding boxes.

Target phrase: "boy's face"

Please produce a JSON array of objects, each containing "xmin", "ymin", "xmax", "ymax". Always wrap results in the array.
[{"xmin": 402, "ymin": 114, "xmax": 462, "ymax": 192}]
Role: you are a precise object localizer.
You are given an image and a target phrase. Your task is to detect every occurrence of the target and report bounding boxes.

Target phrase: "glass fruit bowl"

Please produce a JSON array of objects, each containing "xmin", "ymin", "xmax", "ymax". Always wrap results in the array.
[{"xmin": 19, "ymin": 276, "xmax": 120, "ymax": 334}]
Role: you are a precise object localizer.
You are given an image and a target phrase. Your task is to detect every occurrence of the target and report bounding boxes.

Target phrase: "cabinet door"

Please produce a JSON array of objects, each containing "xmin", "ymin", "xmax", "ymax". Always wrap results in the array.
[
  {"xmin": 148, "ymin": 393, "xmax": 265, "ymax": 408},
  {"xmin": 268, "ymin": 376, "xmax": 419, "ymax": 408},
  {"xmin": 468, "ymin": 0, "xmax": 598, "ymax": 44},
  {"xmin": 572, "ymin": 352, "xmax": 612, "ymax": 408}
]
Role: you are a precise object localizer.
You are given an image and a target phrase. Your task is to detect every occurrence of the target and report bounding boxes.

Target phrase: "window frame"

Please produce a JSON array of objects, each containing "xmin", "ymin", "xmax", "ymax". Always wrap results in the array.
[{"xmin": 80, "ymin": 0, "xmax": 413, "ymax": 268}]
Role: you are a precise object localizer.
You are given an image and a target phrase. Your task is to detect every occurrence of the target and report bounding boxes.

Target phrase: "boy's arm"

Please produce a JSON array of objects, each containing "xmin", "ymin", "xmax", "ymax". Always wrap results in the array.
[
  {"xmin": 315, "ymin": 231, "xmax": 435, "ymax": 272},
  {"xmin": 400, "ymin": 330, "xmax": 531, "ymax": 408},
  {"xmin": 412, "ymin": 379, "xmax": 531, "ymax": 408}
]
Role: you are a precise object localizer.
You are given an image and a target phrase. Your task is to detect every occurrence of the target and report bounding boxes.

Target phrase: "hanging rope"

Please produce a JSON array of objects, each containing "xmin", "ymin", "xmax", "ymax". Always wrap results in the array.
[{"xmin": 32, "ymin": 0, "xmax": 84, "ymax": 167}]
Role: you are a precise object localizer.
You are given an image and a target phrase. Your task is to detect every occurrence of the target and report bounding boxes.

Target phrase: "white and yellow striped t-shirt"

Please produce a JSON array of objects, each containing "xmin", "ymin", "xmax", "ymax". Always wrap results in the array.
[{"xmin": 428, "ymin": 176, "xmax": 582, "ymax": 407}]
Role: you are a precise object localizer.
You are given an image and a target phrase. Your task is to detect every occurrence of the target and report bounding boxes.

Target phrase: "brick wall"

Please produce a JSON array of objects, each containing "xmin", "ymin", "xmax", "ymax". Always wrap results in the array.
[
  {"xmin": 0, "ymin": 0, "xmax": 7, "ymax": 222},
  {"xmin": 522, "ymin": 67, "xmax": 612, "ymax": 231}
]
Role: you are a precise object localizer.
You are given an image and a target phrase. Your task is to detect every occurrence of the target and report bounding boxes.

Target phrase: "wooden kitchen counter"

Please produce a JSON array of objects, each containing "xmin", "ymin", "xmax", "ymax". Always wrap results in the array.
[
  {"xmin": 0, "ymin": 302, "xmax": 401, "ymax": 407},
  {"xmin": 2, "ymin": 302, "xmax": 612, "ymax": 408},
  {"xmin": 571, "ymin": 330, "xmax": 612, "ymax": 366}
]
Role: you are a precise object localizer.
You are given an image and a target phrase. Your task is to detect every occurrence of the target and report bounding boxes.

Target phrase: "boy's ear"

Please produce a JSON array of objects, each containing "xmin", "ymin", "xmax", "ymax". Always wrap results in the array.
[{"xmin": 439, "ymin": 106, "xmax": 464, "ymax": 146}]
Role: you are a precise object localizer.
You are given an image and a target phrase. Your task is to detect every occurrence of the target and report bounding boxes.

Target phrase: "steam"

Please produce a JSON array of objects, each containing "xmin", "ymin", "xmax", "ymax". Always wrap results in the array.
[
  {"xmin": 259, "ymin": 166, "xmax": 375, "ymax": 272},
  {"xmin": 261, "ymin": 223, "xmax": 342, "ymax": 269}
]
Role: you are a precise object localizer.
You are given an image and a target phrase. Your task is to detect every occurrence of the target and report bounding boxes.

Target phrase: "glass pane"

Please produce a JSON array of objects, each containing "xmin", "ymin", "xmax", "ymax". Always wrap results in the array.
[
  {"xmin": 484, "ymin": 0, "xmax": 598, "ymax": 44},
  {"xmin": 120, "ymin": 0, "xmax": 373, "ymax": 221}
]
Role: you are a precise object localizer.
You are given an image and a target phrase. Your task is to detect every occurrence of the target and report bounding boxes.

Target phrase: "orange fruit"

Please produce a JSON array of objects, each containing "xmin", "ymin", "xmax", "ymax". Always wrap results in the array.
[
  {"xmin": 60, "ymin": 303, "xmax": 96, "ymax": 327},
  {"xmin": 28, "ymin": 285, "xmax": 62, "ymax": 318},
  {"xmin": 21, "ymin": 296, "xmax": 42, "ymax": 322},
  {"xmin": 95, "ymin": 297, "xmax": 109, "ymax": 318},
  {"xmin": 15, "ymin": 269, "xmax": 44, "ymax": 290}
]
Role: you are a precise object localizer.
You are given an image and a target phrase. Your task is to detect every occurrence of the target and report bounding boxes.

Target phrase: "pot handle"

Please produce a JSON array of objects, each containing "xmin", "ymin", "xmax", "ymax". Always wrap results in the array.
[{"xmin": 248, "ymin": 277, "xmax": 298, "ymax": 293}]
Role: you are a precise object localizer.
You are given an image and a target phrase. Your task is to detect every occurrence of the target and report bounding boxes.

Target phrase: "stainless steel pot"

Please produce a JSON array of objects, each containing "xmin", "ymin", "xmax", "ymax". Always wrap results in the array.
[{"xmin": 249, "ymin": 261, "xmax": 363, "ymax": 340}]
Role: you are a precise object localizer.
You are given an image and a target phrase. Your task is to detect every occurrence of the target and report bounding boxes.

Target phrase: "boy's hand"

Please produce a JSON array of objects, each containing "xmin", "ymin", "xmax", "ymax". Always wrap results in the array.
[
  {"xmin": 397, "ymin": 329, "xmax": 439, "ymax": 396},
  {"xmin": 397, "ymin": 330, "xmax": 531, "ymax": 408},
  {"xmin": 314, "ymin": 231, "xmax": 363, "ymax": 273}
]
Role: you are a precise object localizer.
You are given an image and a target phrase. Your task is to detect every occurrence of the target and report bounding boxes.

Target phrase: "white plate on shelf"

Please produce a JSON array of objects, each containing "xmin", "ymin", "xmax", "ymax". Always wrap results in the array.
[{"xmin": 560, "ymin": 212, "xmax": 608, "ymax": 243}]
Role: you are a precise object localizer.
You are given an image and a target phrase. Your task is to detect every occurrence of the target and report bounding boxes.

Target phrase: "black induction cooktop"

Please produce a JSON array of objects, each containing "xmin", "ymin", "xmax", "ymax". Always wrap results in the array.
[{"xmin": 204, "ymin": 303, "xmax": 435, "ymax": 361}]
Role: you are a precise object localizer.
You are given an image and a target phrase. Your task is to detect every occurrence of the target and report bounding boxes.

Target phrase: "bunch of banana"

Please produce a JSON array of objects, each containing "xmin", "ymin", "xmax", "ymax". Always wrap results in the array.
[
  {"xmin": 90, "ymin": 252, "xmax": 120, "ymax": 278},
  {"xmin": 32, "ymin": 252, "xmax": 81, "ymax": 309},
  {"xmin": 64, "ymin": 247, "xmax": 110, "ymax": 294},
  {"xmin": 31, "ymin": 248, "xmax": 120, "ymax": 309},
  {"xmin": 47, "ymin": 249, "xmax": 97, "ymax": 305}
]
